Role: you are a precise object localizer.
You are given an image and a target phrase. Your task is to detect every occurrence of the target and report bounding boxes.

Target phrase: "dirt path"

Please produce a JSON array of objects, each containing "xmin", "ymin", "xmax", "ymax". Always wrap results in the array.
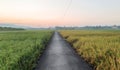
[{"xmin": 35, "ymin": 32, "xmax": 93, "ymax": 70}]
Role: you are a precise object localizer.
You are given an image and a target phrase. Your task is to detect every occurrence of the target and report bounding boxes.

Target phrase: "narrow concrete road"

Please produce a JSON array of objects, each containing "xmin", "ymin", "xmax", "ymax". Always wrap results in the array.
[{"xmin": 35, "ymin": 32, "xmax": 93, "ymax": 70}]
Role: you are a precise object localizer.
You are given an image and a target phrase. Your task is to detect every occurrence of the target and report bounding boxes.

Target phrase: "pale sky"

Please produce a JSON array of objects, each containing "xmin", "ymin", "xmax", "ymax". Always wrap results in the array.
[{"xmin": 0, "ymin": 0, "xmax": 120, "ymax": 27}]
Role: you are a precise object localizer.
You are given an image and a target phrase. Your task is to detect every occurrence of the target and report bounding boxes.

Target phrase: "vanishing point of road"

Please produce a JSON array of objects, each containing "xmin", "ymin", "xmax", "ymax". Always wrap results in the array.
[{"xmin": 35, "ymin": 32, "xmax": 93, "ymax": 70}]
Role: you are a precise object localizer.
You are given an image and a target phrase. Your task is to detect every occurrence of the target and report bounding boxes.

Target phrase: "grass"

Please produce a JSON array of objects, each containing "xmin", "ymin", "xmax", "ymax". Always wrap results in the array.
[
  {"xmin": 60, "ymin": 30, "xmax": 120, "ymax": 70},
  {"xmin": 0, "ymin": 30, "xmax": 53, "ymax": 70}
]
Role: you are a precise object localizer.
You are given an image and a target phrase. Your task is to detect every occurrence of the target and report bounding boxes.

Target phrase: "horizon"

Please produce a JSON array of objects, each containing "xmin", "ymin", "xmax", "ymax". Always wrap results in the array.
[
  {"xmin": 0, "ymin": 23, "xmax": 120, "ymax": 28},
  {"xmin": 0, "ymin": 0, "xmax": 120, "ymax": 27}
]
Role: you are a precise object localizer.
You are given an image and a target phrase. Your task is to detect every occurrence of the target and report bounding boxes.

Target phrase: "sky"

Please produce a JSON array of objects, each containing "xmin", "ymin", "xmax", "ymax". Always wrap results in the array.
[{"xmin": 0, "ymin": 0, "xmax": 120, "ymax": 27}]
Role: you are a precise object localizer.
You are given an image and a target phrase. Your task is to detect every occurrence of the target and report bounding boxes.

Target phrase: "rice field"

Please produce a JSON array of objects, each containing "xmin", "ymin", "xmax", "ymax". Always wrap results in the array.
[
  {"xmin": 0, "ymin": 31, "xmax": 53, "ymax": 70},
  {"xmin": 60, "ymin": 30, "xmax": 120, "ymax": 70}
]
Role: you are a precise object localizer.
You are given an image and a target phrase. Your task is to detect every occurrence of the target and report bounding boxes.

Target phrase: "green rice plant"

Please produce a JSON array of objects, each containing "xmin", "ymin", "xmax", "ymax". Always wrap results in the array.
[{"xmin": 0, "ymin": 31, "xmax": 53, "ymax": 70}]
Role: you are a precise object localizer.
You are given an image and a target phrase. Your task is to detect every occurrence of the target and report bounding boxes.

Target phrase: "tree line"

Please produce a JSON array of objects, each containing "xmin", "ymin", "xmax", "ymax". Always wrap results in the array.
[{"xmin": 0, "ymin": 27, "xmax": 24, "ymax": 31}]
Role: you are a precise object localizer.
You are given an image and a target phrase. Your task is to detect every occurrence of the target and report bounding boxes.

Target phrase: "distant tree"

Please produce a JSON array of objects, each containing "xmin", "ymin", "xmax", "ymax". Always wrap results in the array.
[{"xmin": 0, "ymin": 27, "xmax": 24, "ymax": 31}]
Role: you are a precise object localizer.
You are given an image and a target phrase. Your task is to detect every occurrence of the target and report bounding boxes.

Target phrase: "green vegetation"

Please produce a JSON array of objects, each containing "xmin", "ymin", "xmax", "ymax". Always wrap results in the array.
[
  {"xmin": 0, "ymin": 31, "xmax": 53, "ymax": 70},
  {"xmin": 60, "ymin": 30, "xmax": 120, "ymax": 70},
  {"xmin": 0, "ymin": 27, "xmax": 24, "ymax": 31}
]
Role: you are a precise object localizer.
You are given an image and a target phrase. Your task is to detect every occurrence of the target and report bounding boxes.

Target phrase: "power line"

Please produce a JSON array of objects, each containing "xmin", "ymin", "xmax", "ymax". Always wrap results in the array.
[
  {"xmin": 60, "ymin": 0, "xmax": 72, "ymax": 27},
  {"xmin": 64, "ymin": 0, "xmax": 72, "ymax": 16}
]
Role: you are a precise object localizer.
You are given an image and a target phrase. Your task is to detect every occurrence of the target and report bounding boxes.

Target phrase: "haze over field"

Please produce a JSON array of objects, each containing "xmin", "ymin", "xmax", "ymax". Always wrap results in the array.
[{"xmin": 0, "ymin": 0, "xmax": 120, "ymax": 27}]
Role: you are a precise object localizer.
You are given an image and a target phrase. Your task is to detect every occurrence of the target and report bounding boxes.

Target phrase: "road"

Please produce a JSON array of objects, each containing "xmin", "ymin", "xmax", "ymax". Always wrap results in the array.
[{"xmin": 35, "ymin": 32, "xmax": 93, "ymax": 70}]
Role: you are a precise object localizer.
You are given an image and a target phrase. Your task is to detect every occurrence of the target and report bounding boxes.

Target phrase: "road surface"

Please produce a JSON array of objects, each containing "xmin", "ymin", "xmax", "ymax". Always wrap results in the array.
[{"xmin": 35, "ymin": 32, "xmax": 93, "ymax": 70}]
